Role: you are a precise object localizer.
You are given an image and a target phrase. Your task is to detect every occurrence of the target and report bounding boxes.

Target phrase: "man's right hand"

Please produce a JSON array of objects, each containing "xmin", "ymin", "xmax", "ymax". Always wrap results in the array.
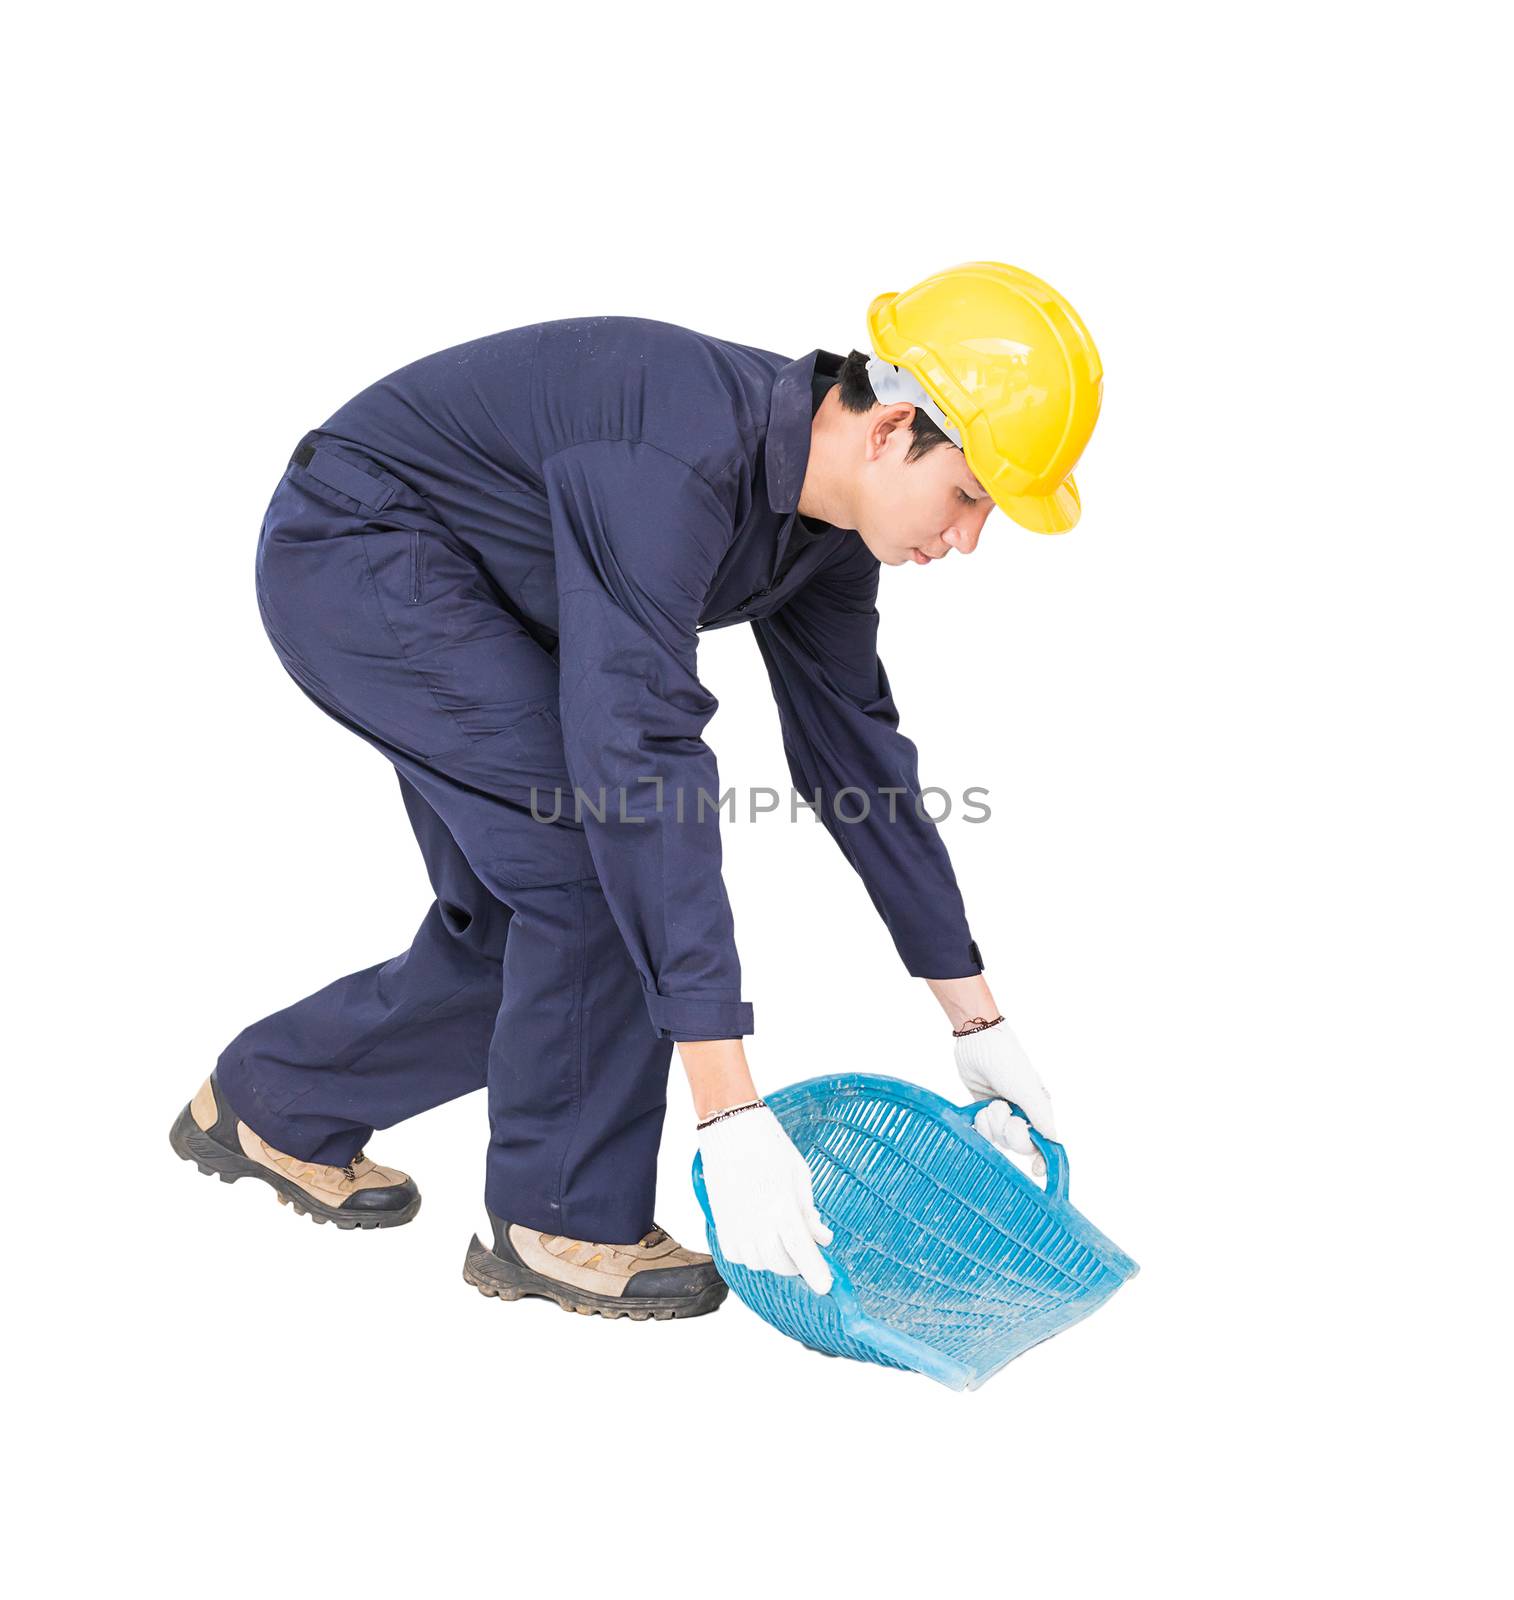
[{"xmin": 698, "ymin": 1104, "xmax": 834, "ymax": 1294}]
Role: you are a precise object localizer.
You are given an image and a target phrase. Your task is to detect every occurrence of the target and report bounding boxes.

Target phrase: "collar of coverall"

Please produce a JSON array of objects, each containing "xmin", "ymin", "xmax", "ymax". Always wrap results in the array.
[{"xmin": 763, "ymin": 347, "xmax": 845, "ymax": 516}]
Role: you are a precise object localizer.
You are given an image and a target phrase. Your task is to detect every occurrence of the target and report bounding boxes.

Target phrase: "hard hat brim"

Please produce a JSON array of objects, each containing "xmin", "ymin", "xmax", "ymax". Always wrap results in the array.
[{"xmin": 990, "ymin": 473, "xmax": 1082, "ymax": 534}]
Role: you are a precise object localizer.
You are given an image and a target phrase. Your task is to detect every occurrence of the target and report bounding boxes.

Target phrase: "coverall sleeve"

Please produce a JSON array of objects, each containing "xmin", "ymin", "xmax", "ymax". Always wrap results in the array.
[
  {"xmin": 543, "ymin": 438, "xmax": 753, "ymax": 1041},
  {"xmin": 752, "ymin": 539, "xmax": 983, "ymax": 979}
]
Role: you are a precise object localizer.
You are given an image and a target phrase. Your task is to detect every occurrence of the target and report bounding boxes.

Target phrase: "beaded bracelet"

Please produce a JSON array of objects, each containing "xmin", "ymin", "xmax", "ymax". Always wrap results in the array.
[
  {"xmin": 696, "ymin": 1097, "xmax": 767, "ymax": 1131},
  {"xmin": 952, "ymin": 1015, "xmax": 1005, "ymax": 1039}
]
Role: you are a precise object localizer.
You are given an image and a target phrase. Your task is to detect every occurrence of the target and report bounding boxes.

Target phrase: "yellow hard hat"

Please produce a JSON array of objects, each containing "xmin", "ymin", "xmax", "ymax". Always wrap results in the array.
[{"xmin": 867, "ymin": 261, "xmax": 1103, "ymax": 533}]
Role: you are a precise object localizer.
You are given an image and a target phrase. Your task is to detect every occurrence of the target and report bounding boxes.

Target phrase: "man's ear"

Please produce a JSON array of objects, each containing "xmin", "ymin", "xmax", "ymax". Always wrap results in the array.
[{"xmin": 865, "ymin": 402, "xmax": 916, "ymax": 463}]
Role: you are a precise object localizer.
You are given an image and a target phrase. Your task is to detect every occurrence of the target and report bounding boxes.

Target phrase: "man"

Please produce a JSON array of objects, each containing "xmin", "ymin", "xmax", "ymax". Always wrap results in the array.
[{"xmin": 172, "ymin": 260, "xmax": 1104, "ymax": 1321}]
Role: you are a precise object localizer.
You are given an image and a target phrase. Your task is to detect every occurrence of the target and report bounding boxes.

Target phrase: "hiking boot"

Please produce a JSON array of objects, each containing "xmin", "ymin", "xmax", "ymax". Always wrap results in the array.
[
  {"xmin": 169, "ymin": 1072, "xmax": 420, "ymax": 1229},
  {"xmin": 463, "ymin": 1213, "xmax": 727, "ymax": 1320}
]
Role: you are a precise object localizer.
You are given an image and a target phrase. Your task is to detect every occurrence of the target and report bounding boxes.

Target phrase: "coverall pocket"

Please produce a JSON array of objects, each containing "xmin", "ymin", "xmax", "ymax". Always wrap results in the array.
[
  {"xmin": 258, "ymin": 442, "xmax": 576, "ymax": 782},
  {"xmin": 357, "ymin": 526, "xmax": 564, "ymax": 747}
]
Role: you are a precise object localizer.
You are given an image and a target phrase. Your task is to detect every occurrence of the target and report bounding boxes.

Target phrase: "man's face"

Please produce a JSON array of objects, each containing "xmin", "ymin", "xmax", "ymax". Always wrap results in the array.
[{"xmin": 851, "ymin": 405, "xmax": 995, "ymax": 567}]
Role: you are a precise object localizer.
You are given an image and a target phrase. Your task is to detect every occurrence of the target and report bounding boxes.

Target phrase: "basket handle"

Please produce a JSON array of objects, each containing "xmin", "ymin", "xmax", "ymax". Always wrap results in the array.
[{"xmin": 960, "ymin": 1099, "xmax": 1070, "ymax": 1203}]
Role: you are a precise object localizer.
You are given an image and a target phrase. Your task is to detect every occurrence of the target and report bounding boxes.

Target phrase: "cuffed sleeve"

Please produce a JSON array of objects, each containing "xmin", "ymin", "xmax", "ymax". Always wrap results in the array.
[
  {"xmin": 544, "ymin": 438, "xmax": 755, "ymax": 1039},
  {"xmin": 752, "ymin": 537, "xmax": 982, "ymax": 979},
  {"xmin": 643, "ymin": 992, "xmax": 755, "ymax": 1041}
]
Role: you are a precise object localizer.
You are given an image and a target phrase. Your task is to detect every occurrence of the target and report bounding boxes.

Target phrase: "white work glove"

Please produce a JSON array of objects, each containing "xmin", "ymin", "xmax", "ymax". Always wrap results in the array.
[
  {"xmin": 698, "ymin": 1104, "xmax": 834, "ymax": 1294},
  {"xmin": 954, "ymin": 1019, "xmax": 1059, "ymax": 1179}
]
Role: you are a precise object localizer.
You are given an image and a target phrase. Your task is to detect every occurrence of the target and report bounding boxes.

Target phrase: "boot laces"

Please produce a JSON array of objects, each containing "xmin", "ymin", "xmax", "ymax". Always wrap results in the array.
[{"xmin": 543, "ymin": 1226, "xmax": 668, "ymax": 1260}]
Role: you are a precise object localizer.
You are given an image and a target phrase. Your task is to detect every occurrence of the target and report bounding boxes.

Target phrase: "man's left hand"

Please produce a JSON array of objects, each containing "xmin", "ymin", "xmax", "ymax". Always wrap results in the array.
[{"xmin": 953, "ymin": 1019, "xmax": 1059, "ymax": 1178}]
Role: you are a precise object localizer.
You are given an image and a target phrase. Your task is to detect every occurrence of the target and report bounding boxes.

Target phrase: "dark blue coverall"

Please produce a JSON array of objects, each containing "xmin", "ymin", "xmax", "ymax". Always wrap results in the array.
[{"xmin": 220, "ymin": 317, "xmax": 983, "ymax": 1243}]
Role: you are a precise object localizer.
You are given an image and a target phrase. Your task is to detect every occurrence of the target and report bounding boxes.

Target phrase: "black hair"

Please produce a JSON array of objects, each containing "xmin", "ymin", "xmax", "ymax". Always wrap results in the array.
[{"xmin": 836, "ymin": 349, "xmax": 955, "ymax": 463}]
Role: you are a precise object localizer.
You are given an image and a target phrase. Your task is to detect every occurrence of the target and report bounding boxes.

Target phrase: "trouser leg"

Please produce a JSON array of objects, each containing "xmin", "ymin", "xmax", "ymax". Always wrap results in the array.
[
  {"xmin": 484, "ymin": 875, "xmax": 674, "ymax": 1244},
  {"xmin": 215, "ymin": 773, "xmax": 510, "ymax": 1164}
]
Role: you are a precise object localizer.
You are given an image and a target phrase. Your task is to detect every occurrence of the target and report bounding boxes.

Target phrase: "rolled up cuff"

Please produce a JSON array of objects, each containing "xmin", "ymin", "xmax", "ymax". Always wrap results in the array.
[
  {"xmin": 644, "ymin": 991, "xmax": 756, "ymax": 1041},
  {"xmin": 900, "ymin": 933, "xmax": 985, "ymax": 981}
]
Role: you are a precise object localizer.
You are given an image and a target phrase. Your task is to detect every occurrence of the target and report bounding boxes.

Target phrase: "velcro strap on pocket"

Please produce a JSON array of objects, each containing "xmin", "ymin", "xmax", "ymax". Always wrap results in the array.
[{"xmin": 296, "ymin": 444, "xmax": 399, "ymax": 513}]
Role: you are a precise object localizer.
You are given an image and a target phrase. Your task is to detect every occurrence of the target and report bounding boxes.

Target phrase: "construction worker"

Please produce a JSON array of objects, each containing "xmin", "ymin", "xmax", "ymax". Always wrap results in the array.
[{"xmin": 172, "ymin": 261, "xmax": 1103, "ymax": 1322}]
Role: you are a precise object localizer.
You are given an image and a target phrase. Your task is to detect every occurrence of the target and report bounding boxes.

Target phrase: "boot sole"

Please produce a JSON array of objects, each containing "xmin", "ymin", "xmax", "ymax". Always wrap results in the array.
[
  {"xmin": 169, "ymin": 1104, "xmax": 421, "ymax": 1230},
  {"xmin": 462, "ymin": 1234, "xmax": 727, "ymax": 1321}
]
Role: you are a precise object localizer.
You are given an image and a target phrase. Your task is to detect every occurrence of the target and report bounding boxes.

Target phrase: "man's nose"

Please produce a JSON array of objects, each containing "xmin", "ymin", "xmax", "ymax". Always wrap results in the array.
[{"xmin": 941, "ymin": 511, "xmax": 988, "ymax": 555}]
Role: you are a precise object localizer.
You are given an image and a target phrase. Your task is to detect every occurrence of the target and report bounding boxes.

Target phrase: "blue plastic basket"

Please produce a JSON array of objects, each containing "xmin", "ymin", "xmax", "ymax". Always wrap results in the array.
[{"xmin": 691, "ymin": 1073, "xmax": 1138, "ymax": 1390}]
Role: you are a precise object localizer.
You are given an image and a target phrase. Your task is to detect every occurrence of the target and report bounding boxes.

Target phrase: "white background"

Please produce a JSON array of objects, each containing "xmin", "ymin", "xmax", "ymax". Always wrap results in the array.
[{"xmin": 9, "ymin": 3, "xmax": 1508, "ymax": 1595}]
